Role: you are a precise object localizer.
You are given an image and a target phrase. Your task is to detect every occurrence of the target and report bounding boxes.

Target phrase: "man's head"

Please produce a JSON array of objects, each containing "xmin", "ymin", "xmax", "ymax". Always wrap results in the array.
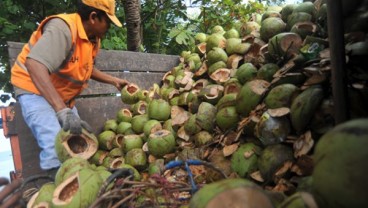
[
  {"xmin": 77, "ymin": 0, "xmax": 122, "ymax": 40},
  {"xmin": 81, "ymin": 0, "xmax": 122, "ymax": 27}
]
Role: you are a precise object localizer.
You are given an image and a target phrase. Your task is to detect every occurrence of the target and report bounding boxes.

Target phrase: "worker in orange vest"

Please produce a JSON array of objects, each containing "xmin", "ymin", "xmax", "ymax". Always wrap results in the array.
[{"xmin": 10, "ymin": 0, "xmax": 129, "ymax": 176}]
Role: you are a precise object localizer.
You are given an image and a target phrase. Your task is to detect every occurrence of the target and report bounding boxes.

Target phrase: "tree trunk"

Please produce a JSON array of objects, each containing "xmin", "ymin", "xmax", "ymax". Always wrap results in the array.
[{"xmin": 122, "ymin": 0, "xmax": 141, "ymax": 52}]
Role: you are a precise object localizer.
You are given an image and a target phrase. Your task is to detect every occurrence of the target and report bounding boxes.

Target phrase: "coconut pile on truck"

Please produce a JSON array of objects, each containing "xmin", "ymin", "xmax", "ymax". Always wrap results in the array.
[{"xmin": 25, "ymin": 0, "xmax": 368, "ymax": 207}]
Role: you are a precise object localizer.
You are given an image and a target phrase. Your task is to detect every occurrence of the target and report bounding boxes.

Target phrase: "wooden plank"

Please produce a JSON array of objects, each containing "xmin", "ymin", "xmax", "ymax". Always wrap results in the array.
[
  {"xmin": 7, "ymin": 41, "xmax": 180, "ymax": 72},
  {"xmin": 81, "ymin": 71, "xmax": 165, "ymax": 95},
  {"xmin": 95, "ymin": 49, "xmax": 180, "ymax": 72}
]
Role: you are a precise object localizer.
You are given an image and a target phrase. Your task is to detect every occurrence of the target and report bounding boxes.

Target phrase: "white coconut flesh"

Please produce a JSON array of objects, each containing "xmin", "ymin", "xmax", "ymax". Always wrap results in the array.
[
  {"xmin": 127, "ymin": 85, "xmax": 138, "ymax": 95},
  {"xmin": 53, "ymin": 174, "xmax": 79, "ymax": 205}
]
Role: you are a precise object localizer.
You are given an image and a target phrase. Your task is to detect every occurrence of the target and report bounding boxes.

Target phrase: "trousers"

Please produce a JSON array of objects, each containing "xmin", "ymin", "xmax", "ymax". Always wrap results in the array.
[{"xmin": 18, "ymin": 93, "xmax": 78, "ymax": 170}]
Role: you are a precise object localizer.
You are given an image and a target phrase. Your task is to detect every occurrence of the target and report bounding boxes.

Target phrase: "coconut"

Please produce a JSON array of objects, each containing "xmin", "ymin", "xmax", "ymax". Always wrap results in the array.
[
  {"xmin": 236, "ymin": 79, "xmax": 270, "ymax": 117},
  {"xmin": 258, "ymin": 144, "xmax": 294, "ymax": 183},
  {"xmin": 216, "ymin": 93, "xmax": 237, "ymax": 110},
  {"xmin": 143, "ymin": 120, "xmax": 162, "ymax": 138},
  {"xmin": 293, "ymin": 2, "xmax": 316, "ymax": 18},
  {"xmin": 103, "ymin": 119, "xmax": 118, "ymax": 132},
  {"xmin": 163, "ymin": 119, "xmax": 178, "ymax": 139},
  {"xmin": 208, "ymin": 61, "xmax": 227, "ymax": 75},
  {"xmin": 125, "ymin": 148, "xmax": 147, "ymax": 171},
  {"xmin": 257, "ymin": 63, "xmax": 279, "ymax": 82},
  {"xmin": 130, "ymin": 100, "xmax": 148, "ymax": 115},
  {"xmin": 89, "ymin": 150, "xmax": 109, "ymax": 166},
  {"xmin": 114, "ymin": 163, "xmax": 141, "ymax": 181},
  {"xmin": 264, "ymin": 83, "xmax": 300, "ymax": 109},
  {"xmin": 278, "ymin": 192, "xmax": 318, "ymax": 208},
  {"xmin": 312, "ymin": 119, "xmax": 368, "ymax": 208},
  {"xmin": 210, "ymin": 68, "xmax": 231, "ymax": 84},
  {"xmin": 55, "ymin": 128, "xmax": 99, "ymax": 163},
  {"xmin": 287, "ymin": 12, "xmax": 312, "ymax": 30},
  {"xmin": 224, "ymin": 28, "xmax": 239, "ymax": 39},
  {"xmin": 290, "ymin": 22, "xmax": 318, "ymax": 39},
  {"xmin": 193, "ymin": 131, "xmax": 213, "ymax": 147},
  {"xmin": 262, "ymin": 11, "xmax": 282, "ymax": 22},
  {"xmin": 27, "ymin": 182, "xmax": 56, "ymax": 208},
  {"xmin": 52, "ymin": 168, "xmax": 103, "ymax": 208},
  {"xmin": 121, "ymin": 83, "xmax": 140, "ymax": 105},
  {"xmin": 147, "ymin": 130, "xmax": 176, "ymax": 158},
  {"xmin": 231, "ymin": 143, "xmax": 262, "ymax": 178},
  {"xmin": 206, "ymin": 33, "xmax": 226, "ymax": 52},
  {"xmin": 235, "ymin": 63, "xmax": 258, "ymax": 85},
  {"xmin": 123, "ymin": 134, "xmax": 143, "ymax": 153},
  {"xmin": 131, "ymin": 114, "xmax": 149, "ymax": 134},
  {"xmin": 223, "ymin": 78, "xmax": 242, "ymax": 95},
  {"xmin": 280, "ymin": 4, "xmax": 297, "ymax": 22},
  {"xmin": 198, "ymin": 84, "xmax": 224, "ymax": 105},
  {"xmin": 268, "ymin": 32, "xmax": 303, "ymax": 59},
  {"xmin": 55, "ymin": 157, "xmax": 92, "ymax": 186},
  {"xmin": 97, "ymin": 130, "xmax": 116, "ymax": 151},
  {"xmin": 148, "ymin": 99, "xmax": 171, "ymax": 121},
  {"xmin": 215, "ymin": 106, "xmax": 239, "ymax": 131},
  {"xmin": 260, "ymin": 17, "xmax": 286, "ymax": 42},
  {"xmin": 116, "ymin": 108, "xmax": 133, "ymax": 123},
  {"xmin": 207, "ymin": 47, "xmax": 228, "ymax": 66},
  {"xmin": 189, "ymin": 178, "xmax": 274, "ymax": 208},
  {"xmin": 148, "ymin": 159, "xmax": 165, "ymax": 175},
  {"xmin": 116, "ymin": 122, "xmax": 133, "ymax": 135},
  {"xmin": 196, "ymin": 102, "xmax": 217, "ymax": 132},
  {"xmin": 108, "ymin": 148, "xmax": 124, "ymax": 158},
  {"xmin": 195, "ymin": 32, "xmax": 207, "ymax": 44},
  {"xmin": 255, "ymin": 111, "xmax": 291, "ymax": 146},
  {"xmin": 184, "ymin": 114, "xmax": 202, "ymax": 136},
  {"xmin": 290, "ymin": 85, "xmax": 324, "ymax": 133},
  {"xmin": 211, "ymin": 25, "xmax": 225, "ymax": 34}
]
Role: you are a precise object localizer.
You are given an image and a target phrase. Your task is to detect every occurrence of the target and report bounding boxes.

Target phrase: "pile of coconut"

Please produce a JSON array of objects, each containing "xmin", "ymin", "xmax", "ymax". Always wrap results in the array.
[{"xmin": 27, "ymin": 0, "xmax": 368, "ymax": 207}]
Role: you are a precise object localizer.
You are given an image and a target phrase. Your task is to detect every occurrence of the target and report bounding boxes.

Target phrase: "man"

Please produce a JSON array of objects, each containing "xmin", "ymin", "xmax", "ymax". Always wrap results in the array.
[{"xmin": 10, "ymin": 0, "xmax": 129, "ymax": 175}]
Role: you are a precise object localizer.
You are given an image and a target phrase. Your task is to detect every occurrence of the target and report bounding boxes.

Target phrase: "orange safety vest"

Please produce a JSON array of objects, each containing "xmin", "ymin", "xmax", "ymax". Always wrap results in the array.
[{"xmin": 11, "ymin": 13, "xmax": 100, "ymax": 106}]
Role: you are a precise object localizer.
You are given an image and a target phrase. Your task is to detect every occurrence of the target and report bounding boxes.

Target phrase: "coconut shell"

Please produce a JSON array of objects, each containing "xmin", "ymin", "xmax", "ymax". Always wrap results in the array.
[
  {"xmin": 147, "ymin": 130, "xmax": 176, "ymax": 157},
  {"xmin": 148, "ymin": 99, "xmax": 171, "ymax": 121},
  {"xmin": 231, "ymin": 143, "xmax": 262, "ymax": 178},
  {"xmin": 125, "ymin": 148, "xmax": 147, "ymax": 171}
]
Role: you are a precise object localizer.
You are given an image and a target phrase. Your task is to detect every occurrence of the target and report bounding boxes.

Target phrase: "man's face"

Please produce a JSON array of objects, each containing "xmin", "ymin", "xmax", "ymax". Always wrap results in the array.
[{"xmin": 90, "ymin": 13, "xmax": 111, "ymax": 39}]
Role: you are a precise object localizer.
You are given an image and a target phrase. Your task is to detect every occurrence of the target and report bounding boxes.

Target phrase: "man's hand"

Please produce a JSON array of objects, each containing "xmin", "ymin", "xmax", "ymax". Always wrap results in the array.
[
  {"xmin": 114, "ymin": 78, "xmax": 130, "ymax": 91},
  {"xmin": 56, "ymin": 108, "xmax": 92, "ymax": 134},
  {"xmin": 0, "ymin": 178, "xmax": 23, "ymax": 208}
]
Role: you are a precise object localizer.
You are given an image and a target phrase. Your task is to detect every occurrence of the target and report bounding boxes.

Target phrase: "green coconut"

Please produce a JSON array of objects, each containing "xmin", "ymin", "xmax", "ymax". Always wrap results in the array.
[
  {"xmin": 290, "ymin": 22, "xmax": 318, "ymax": 39},
  {"xmin": 215, "ymin": 106, "xmax": 239, "ymax": 131},
  {"xmin": 97, "ymin": 130, "xmax": 116, "ymax": 151},
  {"xmin": 216, "ymin": 93, "xmax": 237, "ymax": 110},
  {"xmin": 89, "ymin": 150, "xmax": 109, "ymax": 166},
  {"xmin": 148, "ymin": 99, "xmax": 171, "ymax": 121},
  {"xmin": 27, "ymin": 182, "xmax": 56, "ymax": 208},
  {"xmin": 195, "ymin": 32, "xmax": 208, "ymax": 44},
  {"xmin": 108, "ymin": 147, "xmax": 124, "ymax": 158},
  {"xmin": 116, "ymin": 122, "xmax": 133, "ymax": 135},
  {"xmin": 293, "ymin": 2, "xmax": 316, "ymax": 18},
  {"xmin": 260, "ymin": 17, "xmax": 286, "ymax": 42},
  {"xmin": 55, "ymin": 157, "xmax": 92, "ymax": 186},
  {"xmin": 258, "ymin": 144, "xmax": 294, "ymax": 183},
  {"xmin": 262, "ymin": 11, "xmax": 282, "ymax": 22},
  {"xmin": 163, "ymin": 119, "xmax": 178, "ymax": 139},
  {"xmin": 206, "ymin": 33, "xmax": 226, "ymax": 52},
  {"xmin": 193, "ymin": 131, "xmax": 214, "ymax": 147},
  {"xmin": 189, "ymin": 178, "xmax": 274, "ymax": 208},
  {"xmin": 257, "ymin": 63, "xmax": 279, "ymax": 82},
  {"xmin": 123, "ymin": 134, "xmax": 143, "ymax": 153},
  {"xmin": 280, "ymin": 4, "xmax": 297, "ymax": 22},
  {"xmin": 198, "ymin": 84, "xmax": 224, "ymax": 105},
  {"xmin": 231, "ymin": 143, "xmax": 262, "ymax": 178},
  {"xmin": 55, "ymin": 128, "xmax": 99, "ymax": 163},
  {"xmin": 114, "ymin": 164, "xmax": 141, "ymax": 181},
  {"xmin": 148, "ymin": 159, "xmax": 165, "ymax": 175},
  {"xmin": 143, "ymin": 120, "xmax": 162, "ymax": 138},
  {"xmin": 268, "ymin": 32, "xmax": 303, "ymax": 58},
  {"xmin": 103, "ymin": 119, "xmax": 118, "ymax": 132},
  {"xmin": 287, "ymin": 12, "xmax": 312, "ymax": 30},
  {"xmin": 184, "ymin": 114, "xmax": 202, "ymax": 135},
  {"xmin": 211, "ymin": 25, "xmax": 225, "ymax": 34},
  {"xmin": 236, "ymin": 79, "xmax": 270, "ymax": 117},
  {"xmin": 116, "ymin": 108, "xmax": 133, "ymax": 123},
  {"xmin": 121, "ymin": 83, "xmax": 140, "ymax": 105},
  {"xmin": 278, "ymin": 192, "xmax": 318, "ymax": 208},
  {"xmin": 290, "ymin": 85, "xmax": 324, "ymax": 133},
  {"xmin": 52, "ymin": 168, "xmax": 103, "ymax": 208},
  {"xmin": 125, "ymin": 148, "xmax": 147, "ymax": 171},
  {"xmin": 208, "ymin": 61, "xmax": 227, "ymax": 75},
  {"xmin": 196, "ymin": 102, "xmax": 217, "ymax": 132},
  {"xmin": 224, "ymin": 28, "xmax": 240, "ymax": 39},
  {"xmin": 243, "ymin": 21, "xmax": 261, "ymax": 36},
  {"xmin": 312, "ymin": 119, "xmax": 368, "ymax": 208},
  {"xmin": 130, "ymin": 100, "xmax": 148, "ymax": 115},
  {"xmin": 131, "ymin": 114, "xmax": 149, "ymax": 134},
  {"xmin": 147, "ymin": 130, "xmax": 176, "ymax": 158},
  {"xmin": 207, "ymin": 47, "xmax": 228, "ymax": 66},
  {"xmin": 224, "ymin": 78, "xmax": 242, "ymax": 95},
  {"xmin": 235, "ymin": 63, "xmax": 258, "ymax": 85},
  {"xmin": 255, "ymin": 111, "xmax": 291, "ymax": 146},
  {"xmin": 264, "ymin": 83, "xmax": 300, "ymax": 109}
]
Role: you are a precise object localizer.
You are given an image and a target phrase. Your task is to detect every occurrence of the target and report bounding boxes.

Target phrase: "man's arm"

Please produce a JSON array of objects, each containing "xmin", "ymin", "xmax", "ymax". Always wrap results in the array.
[
  {"xmin": 91, "ymin": 68, "xmax": 130, "ymax": 91},
  {"xmin": 25, "ymin": 58, "xmax": 66, "ymax": 112}
]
